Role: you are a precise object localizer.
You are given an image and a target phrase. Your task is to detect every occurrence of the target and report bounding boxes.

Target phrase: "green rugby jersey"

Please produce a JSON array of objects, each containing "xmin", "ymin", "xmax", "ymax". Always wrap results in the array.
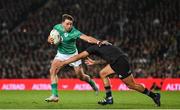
[{"xmin": 53, "ymin": 24, "xmax": 82, "ymax": 54}]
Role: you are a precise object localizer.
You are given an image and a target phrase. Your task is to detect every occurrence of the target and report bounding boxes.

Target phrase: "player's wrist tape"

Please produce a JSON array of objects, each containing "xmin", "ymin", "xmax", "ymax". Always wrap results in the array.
[{"xmin": 97, "ymin": 41, "xmax": 101, "ymax": 45}]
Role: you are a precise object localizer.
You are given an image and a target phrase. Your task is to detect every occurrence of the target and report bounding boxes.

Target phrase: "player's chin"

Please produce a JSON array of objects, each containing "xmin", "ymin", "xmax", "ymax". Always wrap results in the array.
[{"xmin": 66, "ymin": 28, "xmax": 72, "ymax": 32}]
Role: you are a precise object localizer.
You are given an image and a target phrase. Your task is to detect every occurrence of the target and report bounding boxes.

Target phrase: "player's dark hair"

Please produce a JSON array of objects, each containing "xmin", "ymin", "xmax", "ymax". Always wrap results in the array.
[{"xmin": 62, "ymin": 14, "xmax": 74, "ymax": 22}]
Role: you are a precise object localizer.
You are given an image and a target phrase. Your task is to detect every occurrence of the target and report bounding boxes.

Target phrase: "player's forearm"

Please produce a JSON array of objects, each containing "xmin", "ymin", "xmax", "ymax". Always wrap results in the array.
[
  {"xmin": 86, "ymin": 36, "xmax": 100, "ymax": 44},
  {"xmin": 64, "ymin": 55, "xmax": 81, "ymax": 65},
  {"xmin": 64, "ymin": 51, "xmax": 89, "ymax": 65},
  {"xmin": 80, "ymin": 35, "xmax": 100, "ymax": 44}
]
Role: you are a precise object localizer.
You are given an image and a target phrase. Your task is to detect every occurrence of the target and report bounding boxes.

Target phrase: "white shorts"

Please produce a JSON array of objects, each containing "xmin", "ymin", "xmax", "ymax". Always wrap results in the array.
[{"xmin": 54, "ymin": 50, "xmax": 82, "ymax": 67}]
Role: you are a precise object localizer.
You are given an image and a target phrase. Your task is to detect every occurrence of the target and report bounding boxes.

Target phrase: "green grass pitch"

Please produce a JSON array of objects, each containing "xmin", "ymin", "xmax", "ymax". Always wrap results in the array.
[{"xmin": 0, "ymin": 90, "xmax": 180, "ymax": 109}]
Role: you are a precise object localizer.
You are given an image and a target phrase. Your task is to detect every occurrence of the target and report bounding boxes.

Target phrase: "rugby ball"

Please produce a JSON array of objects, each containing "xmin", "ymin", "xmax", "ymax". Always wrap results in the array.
[{"xmin": 50, "ymin": 29, "xmax": 61, "ymax": 45}]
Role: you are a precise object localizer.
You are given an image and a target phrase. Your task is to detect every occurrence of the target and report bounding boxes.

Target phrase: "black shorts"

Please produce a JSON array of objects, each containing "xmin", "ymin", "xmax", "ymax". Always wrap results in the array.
[{"xmin": 110, "ymin": 55, "xmax": 132, "ymax": 79}]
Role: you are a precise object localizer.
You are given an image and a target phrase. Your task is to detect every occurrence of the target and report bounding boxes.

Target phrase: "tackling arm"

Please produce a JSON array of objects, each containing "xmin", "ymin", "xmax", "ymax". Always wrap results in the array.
[
  {"xmin": 85, "ymin": 57, "xmax": 107, "ymax": 65},
  {"xmin": 63, "ymin": 51, "xmax": 89, "ymax": 65}
]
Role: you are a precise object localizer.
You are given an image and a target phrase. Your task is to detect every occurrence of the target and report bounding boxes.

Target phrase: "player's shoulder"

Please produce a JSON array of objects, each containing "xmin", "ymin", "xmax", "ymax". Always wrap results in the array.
[
  {"xmin": 53, "ymin": 24, "xmax": 63, "ymax": 31},
  {"xmin": 71, "ymin": 26, "xmax": 79, "ymax": 31},
  {"xmin": 70, "ymin": 26, "xmax": 82, "ymax": 35}
]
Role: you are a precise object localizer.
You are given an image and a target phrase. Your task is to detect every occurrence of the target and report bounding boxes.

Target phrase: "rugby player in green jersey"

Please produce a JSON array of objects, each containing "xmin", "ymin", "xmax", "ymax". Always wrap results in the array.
[{"xmin": 45, "ymin": 14, "xmax": 101, "ymax": 102}]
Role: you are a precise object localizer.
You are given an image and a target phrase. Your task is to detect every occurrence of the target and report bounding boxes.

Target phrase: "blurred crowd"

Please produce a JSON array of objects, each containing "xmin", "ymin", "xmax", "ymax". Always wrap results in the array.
[{"xmin": 0, "ymin": 0, "xmax": 179, "ymax": 79}]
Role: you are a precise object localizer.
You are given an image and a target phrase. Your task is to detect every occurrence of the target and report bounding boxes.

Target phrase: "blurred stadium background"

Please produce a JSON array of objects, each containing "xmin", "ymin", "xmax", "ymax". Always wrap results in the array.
[
  {"xmin": 0, "ymin": 0, "xmax": 180, "ymax": 109},
  {"xmin": 0, "ymin": 0, "xmax": 180, "ymax": 79}
]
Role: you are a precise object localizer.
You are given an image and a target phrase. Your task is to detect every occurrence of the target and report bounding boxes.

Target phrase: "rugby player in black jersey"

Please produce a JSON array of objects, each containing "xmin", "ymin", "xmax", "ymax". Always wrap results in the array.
[{"xmin": 57, "ymin": 41, "xmax": 161, "ymax": 106}]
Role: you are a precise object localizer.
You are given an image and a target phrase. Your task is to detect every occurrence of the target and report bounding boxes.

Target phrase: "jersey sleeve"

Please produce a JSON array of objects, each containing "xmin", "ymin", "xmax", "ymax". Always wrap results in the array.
[
  {"xmin": 73, "ymin": 27, "xmax": 83, "ymax": 39},
  {"xmin": 53, "ymin": 24, "xmax": 58, "ymax": 30},
  {"xmin": 53, "ymin": 24, "xmax": 63, "ymax": 32}
]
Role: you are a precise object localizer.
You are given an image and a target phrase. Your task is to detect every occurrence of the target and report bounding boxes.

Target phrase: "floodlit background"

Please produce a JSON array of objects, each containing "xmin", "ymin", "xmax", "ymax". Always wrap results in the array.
[
  {"xmin": 0, "ymin": 0, "xmax": 180, "ymax": 109},
  {"xmin": 0, "ymin": 0, "xmax": 179, "ymax": 79}
]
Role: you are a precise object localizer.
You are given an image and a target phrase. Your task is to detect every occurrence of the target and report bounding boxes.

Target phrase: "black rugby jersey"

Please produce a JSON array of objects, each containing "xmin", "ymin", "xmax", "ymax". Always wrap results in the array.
[{"xmin": 86, "ymin": 45, "xmax": 127, "ymax": 64}]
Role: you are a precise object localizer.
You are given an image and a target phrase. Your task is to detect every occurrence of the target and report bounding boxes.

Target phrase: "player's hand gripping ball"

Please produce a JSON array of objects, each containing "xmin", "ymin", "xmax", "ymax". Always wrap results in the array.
[{"xmin": 50, "ymin": 29, "xmax": 61, "ymax": 45}]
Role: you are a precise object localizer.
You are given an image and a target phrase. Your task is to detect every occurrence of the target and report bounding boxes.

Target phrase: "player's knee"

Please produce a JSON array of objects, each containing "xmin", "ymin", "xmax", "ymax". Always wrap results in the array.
[
  {"xmin": 99, "ymin": 70, "xmax": 106, "ymax": 78},
  {"xmin": 75, "ymin": 72, "xmax": 82, "ymax": 79},
  {"xmin": 75, "ymin": 69, "xmax": 84, "ymax": 80},
  {"xmin": 50, "ymin": 67, "xmax": 56, "ymax": 75}
]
